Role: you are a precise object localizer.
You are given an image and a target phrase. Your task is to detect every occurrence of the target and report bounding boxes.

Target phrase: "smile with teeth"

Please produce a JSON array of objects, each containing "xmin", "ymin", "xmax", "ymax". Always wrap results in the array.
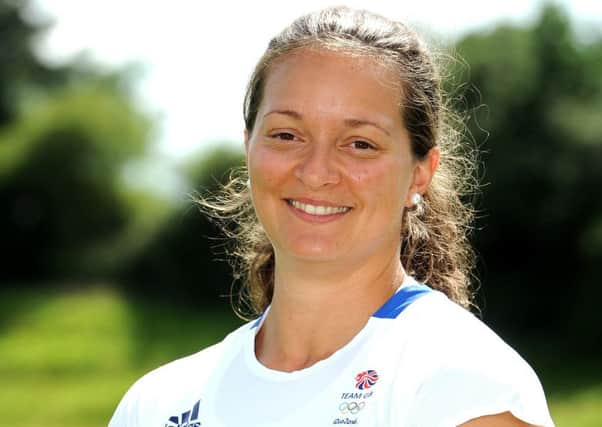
[{"xmin": 287, "ymin": 199, "xmax": 351, "ymax": 216}]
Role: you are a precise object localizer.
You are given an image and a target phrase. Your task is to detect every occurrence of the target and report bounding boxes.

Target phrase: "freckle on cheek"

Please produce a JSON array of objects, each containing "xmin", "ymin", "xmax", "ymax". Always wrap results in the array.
[
  {"xmin": 353, "ymin": 170, "xmax": 381, "ymax": 185},
  {"xmin": 351, "ymin": 172, "xmax": 367, "ymax": 183}
]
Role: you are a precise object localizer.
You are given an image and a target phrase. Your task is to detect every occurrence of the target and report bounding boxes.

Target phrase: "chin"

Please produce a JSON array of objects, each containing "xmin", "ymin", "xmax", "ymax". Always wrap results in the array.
[{"xmin": 281, "ymin": 239, "xmax": 342, "ymax": 262}]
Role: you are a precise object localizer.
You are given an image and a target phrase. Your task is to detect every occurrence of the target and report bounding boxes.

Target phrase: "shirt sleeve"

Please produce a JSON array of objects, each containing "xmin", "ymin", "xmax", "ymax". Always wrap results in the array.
[
  {"xmin": 400, "ymin": 295, "xmax": 555, "ymax": 427},
  {"xmin": 406, "ymin": 362, "xmax": 555, "ymax": 427}
]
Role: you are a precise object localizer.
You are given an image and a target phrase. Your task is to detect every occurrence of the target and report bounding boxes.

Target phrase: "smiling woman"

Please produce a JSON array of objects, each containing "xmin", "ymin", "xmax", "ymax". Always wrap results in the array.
[
  {"xmin": 109, "ymin": 6, "xmax": 554, "ymax": 427},
  {"xmin": 247, "ymin": 50, "xmax": 420, "ymax": 268}
]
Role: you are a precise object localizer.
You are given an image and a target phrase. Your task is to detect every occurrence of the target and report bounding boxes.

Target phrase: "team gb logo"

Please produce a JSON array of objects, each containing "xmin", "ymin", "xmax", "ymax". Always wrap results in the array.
[{"xmin": 355, "ymin": 370, "xmax": 379, "ymax": 390}]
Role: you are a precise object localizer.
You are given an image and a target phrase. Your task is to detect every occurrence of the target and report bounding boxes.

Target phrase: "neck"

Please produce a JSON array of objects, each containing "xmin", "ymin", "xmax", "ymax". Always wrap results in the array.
[{"xmin": 254, "ymin": 249, "xmax": 405, "ymax": 372}]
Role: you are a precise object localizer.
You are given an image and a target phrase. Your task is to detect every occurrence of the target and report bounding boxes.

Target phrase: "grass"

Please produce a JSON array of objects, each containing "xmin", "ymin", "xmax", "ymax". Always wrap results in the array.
[
  {"xmin": 0, "ymin": 285, "xmax": 599, "ymax": 426},
  {"xmin": 0, "ymin": 285, "xmax": 241, "ymax": 427}
]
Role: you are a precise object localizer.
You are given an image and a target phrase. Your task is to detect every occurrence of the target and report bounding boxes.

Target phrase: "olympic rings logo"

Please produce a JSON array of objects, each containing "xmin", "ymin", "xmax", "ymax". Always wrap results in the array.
[{"xmin": 339, "ymin": 401, "xmax": 365, "ymax": 414}]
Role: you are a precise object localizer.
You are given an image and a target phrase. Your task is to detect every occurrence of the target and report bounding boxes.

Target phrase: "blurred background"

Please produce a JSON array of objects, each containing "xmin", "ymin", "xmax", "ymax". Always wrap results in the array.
[{"xmin": 1, "ymin": 0, "xmax": 601, "ymax": 425}]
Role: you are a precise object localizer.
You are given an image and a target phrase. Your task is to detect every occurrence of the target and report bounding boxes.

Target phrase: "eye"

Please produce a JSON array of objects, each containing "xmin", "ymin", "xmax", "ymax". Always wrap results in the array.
[
  {"xmin": 270, "ymin": 132, "xmax": 297, "ymax": 141},
  {"xmin": 350, "ymin": 140, "xmax": 376, "ymax": 150}
]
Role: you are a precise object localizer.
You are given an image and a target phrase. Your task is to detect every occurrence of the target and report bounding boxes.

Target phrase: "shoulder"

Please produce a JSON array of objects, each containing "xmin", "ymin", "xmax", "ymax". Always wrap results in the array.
[
  {"xmin": 393, "ymin": 291, "xmax": 554, "ymax": 427},
  {"xmin": 399, "ymin": 290, "xmax": 531, "ymax": 368},
  {"xmin": 133, "ymin": 338, "xmax": 228, "ymax": 392},
  {"xmin": 108, "ymin": 321, "xmax": 252, "ymax": 427}
]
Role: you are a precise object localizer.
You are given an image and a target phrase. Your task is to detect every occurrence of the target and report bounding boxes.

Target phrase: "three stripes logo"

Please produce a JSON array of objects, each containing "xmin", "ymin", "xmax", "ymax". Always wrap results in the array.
[{"xmin": 164, "ymin": 400, "xmax": 201, "ymax": 427}]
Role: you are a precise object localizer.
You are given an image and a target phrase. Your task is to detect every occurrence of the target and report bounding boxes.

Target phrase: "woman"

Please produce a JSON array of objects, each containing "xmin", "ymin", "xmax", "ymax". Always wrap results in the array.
[{"xmin": 110, "ymin": 7, "xmax": 554, "ymax": 427}]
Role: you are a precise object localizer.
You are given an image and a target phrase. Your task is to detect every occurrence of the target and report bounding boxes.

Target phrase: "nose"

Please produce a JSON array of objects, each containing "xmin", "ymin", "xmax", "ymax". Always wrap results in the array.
[{"xmin": 294, "ymin": 142, "xmax": 341, "ymax": 189}]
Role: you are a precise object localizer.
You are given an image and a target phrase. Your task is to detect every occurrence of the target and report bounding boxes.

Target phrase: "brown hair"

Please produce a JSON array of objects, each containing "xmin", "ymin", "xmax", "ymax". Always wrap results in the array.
[{"xmin": 198, "ymin": 6, "xmax": 479, "ymax": 317}]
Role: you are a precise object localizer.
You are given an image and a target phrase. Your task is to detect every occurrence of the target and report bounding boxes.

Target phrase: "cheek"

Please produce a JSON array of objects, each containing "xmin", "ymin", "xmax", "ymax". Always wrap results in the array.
[
  {"xmin": 248, "ymin": 145, "xmax": 289, "ymax": 189},
  {"xmin": 348, "ymin": 158, "xmax": 409, "ymax": 209}
]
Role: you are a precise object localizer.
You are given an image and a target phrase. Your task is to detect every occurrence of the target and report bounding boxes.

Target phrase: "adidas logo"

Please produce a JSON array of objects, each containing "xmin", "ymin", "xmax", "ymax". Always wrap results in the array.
[{"xmin": 164, "ymin": 400, "xmax": 201, "ymax": 427}]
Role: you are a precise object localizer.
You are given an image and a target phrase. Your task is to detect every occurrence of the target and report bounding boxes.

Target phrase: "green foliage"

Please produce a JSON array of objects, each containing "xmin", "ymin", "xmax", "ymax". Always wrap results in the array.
[
  {"xmin": 120, "ymin": 145, "xmax": 245, "ymax": 304},
  {"xmin": 450, "ymin": 26, "xmax": 537, "ymax": 127},
  {"xmin": 551, "ymin": 386, "xmax": 602, "ymax": 427},
  {"xmin": 0, "ymin": 0, "xmax": 156, "ymax": 282},
  {"xmin": 0, "ymin": 0, "xmax": 69, "ymax": 126},
  {"xmin": 0, "ymin": 0, "xmax": 157, "ymax": 283},
  {"xmin": 452, "ymin": 3, "xmax": 602, "ymax": 350},
  {"xmin": 0, "ymin": 81, "xmax": 153, "ymax": 280},
  {"xmin": 183, "ymin": 142, "xmax": 246, "ymax": 190}
]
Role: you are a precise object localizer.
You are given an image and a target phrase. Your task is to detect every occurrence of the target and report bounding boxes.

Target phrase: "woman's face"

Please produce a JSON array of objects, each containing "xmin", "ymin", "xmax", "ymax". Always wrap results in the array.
[{"xmin": 245, "ymin": 49, "xmax": 435, "ymax": 267}]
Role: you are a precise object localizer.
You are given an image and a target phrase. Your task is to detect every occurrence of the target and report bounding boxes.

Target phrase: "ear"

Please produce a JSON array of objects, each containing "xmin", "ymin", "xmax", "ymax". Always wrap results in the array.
[{"xmin": 405, "ymin": 147, "xmax": 440, "ymax": 207}]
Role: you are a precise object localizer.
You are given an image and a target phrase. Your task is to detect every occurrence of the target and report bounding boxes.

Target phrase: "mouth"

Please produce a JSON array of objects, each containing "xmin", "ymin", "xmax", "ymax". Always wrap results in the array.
[{"xmin": 286, "ymin": 199, "xmax": 352, "ymax": 216}]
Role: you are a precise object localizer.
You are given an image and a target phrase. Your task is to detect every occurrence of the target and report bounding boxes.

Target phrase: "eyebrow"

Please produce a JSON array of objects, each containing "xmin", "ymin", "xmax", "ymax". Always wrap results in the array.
[{"xmin": 263, "ymin": 109, "xmax": 391, "ymax": 136}]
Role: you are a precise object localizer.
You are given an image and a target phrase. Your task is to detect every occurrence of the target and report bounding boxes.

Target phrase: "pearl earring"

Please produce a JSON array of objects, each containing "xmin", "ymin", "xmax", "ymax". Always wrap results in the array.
[{"xmin": 411, "ymin": 193, "xmax": 422, "ymax": 205}]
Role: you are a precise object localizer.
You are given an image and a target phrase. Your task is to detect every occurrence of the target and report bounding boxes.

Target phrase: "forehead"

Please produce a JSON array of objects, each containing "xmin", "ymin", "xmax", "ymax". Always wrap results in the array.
[{"xmin": 259, "ymin": 48, "xmax": 403, "ymax": 127}]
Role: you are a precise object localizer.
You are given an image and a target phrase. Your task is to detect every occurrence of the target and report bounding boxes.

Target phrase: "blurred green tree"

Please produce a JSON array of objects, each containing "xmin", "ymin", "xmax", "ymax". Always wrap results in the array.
[
  {"xmin": 120, "ymin": 145, "xmax": 245, "ymax": 305},
  {"xmin": 0, "ymin": 0, "xmax": 68, "ymax": 126},
  {"xmin": 0, "ymin": 81, "xmax": 152, "ymax": 281},
  {"xmin": 452, "ymin": 4, "xmax": 602, "ymax": 352},
  {"xmin": 0, "ymin": 0, "xmax": 154, "ymax": 282}
]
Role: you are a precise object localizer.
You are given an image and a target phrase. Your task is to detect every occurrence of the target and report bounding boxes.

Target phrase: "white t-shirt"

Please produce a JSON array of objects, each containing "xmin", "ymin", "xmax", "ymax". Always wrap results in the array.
[{"xmin": 109, "ymin": 276, "xmax": 554, "ymax": 427}]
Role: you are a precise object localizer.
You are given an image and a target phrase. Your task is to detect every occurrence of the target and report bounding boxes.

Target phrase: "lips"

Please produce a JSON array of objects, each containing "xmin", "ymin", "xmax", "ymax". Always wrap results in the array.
[{"xmin": 286, "ymin": 199, "xmax": 351, "ymax": 216}]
